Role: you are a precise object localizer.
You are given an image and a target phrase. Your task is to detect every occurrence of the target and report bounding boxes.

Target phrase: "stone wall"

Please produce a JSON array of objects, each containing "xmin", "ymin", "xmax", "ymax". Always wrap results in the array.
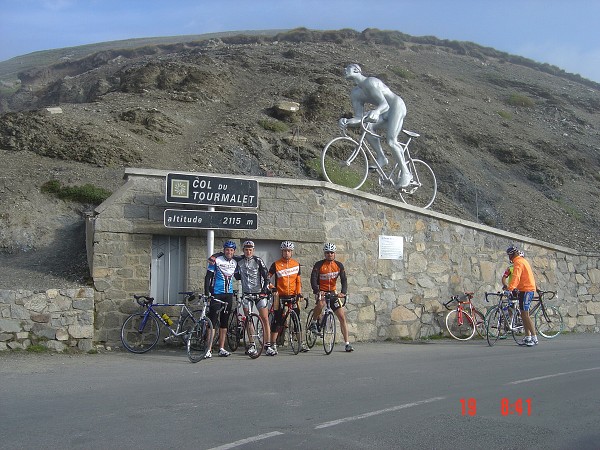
[
  {"xmin": 90, "ymin": 169, "xmax": 600, "ymax": 346},
  {"xmin": 0, "ymin": 288, "xmax": 95, "ymax": 351}
]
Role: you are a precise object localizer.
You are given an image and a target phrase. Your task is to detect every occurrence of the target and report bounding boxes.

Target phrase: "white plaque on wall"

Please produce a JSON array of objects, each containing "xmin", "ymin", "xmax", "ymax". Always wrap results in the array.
[{"xmin": 379, "ymin": 235, "xmax": 404, "ymax": 260}]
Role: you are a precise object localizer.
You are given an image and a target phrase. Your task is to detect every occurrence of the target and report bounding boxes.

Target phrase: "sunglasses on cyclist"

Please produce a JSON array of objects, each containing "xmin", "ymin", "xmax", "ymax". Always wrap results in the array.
[{"xmin": 325, "ymin": 251, "xmax": 335, "ymax": 255}]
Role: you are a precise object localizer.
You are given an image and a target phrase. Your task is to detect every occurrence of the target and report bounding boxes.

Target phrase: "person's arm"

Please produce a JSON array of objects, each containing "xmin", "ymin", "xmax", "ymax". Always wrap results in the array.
[
  {"xmin": 507, "ymin": 260, "xmax": 522, "ymax": 292},
  {"xmin": 338, "ymin": 261, "xmax": 348, "ymax": 295},
  {"xmin": 310, "ymin": 262, "xmax": 321, "ymax": 294},
  {"xmin": 204, "ymin": 270, "xmax": 213, "ymax": 296},
  {"xmin": 258, "ymin": 257, "xmax": 269, "ymax": 293}
]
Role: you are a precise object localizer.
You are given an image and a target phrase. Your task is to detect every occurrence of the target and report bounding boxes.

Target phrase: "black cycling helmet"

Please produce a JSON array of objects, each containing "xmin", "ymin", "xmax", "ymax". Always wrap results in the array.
[{"xmin": 506, "ymin": 245, "xmax": 519, "ymax": 256}]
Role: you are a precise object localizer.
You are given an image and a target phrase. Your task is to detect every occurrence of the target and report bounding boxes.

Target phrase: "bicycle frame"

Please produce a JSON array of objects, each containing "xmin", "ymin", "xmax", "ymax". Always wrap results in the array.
[{"xmin": 135, "ymin": 294, "xmax": 199, "ymax": 339}]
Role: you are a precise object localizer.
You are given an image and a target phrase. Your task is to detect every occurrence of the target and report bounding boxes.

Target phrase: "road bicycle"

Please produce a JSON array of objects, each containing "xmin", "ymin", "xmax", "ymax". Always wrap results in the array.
[
  {"xmin": 485, "ymin": 288, "xmax": 563, "ymax": 347},
  {"xmin": 305, "ymin": 292, "xmax": 347, "ymax": 354},
  {"xmin": 120, "ymin": 291, "xmax": 202, "ymax": 354},
  {"xmin": 227, "ymin": 292, "xmax": 265, "ymax": 359},
  {"xmin": 321, "ymin": 115, "xmax": 437, "ymax": 209},
  {"xmin": 268, "ymin": 295, "xmax": 302, "ymax": 355},
  {"xmin": 187, "ymin": 296, "xmax": 227, "ymax": 363},
  {"xmin": 485, "ymin": 291, "xmax": 524, "ymax": 346},
  {"xmin": 443, "ymin": 292, "xmax": 486, "ymax": 340}
]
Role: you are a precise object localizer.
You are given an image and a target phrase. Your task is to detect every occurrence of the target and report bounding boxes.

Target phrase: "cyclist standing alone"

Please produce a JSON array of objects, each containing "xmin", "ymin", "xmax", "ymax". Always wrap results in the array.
[
  {"xmin": 505, "ymin": 245, "xmax": 538, "ymax": 346},
  {"xmin": 309, "ymin": 243, "xmax": 354, "ymax": 352}
]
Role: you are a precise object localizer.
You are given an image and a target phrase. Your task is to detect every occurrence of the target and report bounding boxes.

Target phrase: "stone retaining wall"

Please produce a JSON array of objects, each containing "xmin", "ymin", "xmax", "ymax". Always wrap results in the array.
[
  {"xmin": 90, "ymin": 169, "xmax": 600, "ymax": 346},
  {"xmin": 0, "ymin": 288, "xmax": 95, "ymax": 352}
]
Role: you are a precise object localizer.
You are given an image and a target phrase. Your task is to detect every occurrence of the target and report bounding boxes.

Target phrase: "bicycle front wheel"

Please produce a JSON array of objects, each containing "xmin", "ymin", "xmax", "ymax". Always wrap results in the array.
[
  {"xmin": 486, "ymin": 307, "xmax": 503, "ymax": 346},
  {"xmin": 288, "ymin": 310, "xmax": 301, "ymax": 355},
  {"xmin": 121, "ymin": 312, "xmax": 160, "ymax": 353},
  {"xmin": 227, "ymin": 313, "xmax": 240, "ymax": 352},
  {"xmin": 398, "ymin": 159, "xmax": 437, "ymax": 209},
  {"xmin": 322, "ymin": 136, "xmax": 369, "ymax": 189},
  {"xmin": 305, "ymin": 308, "xmax": 317, "ymax": 348},
  {"xmin": 187, "ymin": 318, "xmax": 213, "ymax": 363},
  {"xmin": 323, "ymin": 312, "xmax": 336, "ymax": 355},
  {"xmin": 445, "ymin": 309, "xmax": 475, "ymax": 340},
  {"xmin": 535, "ymin": 306, "xmax": 563, "ymax": 338},
  {"xmin": 179, "ymin": 309, "xmax": 202, "ymax": 344},
  {"xmin": 245, "ymin": 313, "xmax": 264, "ymax": 358}
]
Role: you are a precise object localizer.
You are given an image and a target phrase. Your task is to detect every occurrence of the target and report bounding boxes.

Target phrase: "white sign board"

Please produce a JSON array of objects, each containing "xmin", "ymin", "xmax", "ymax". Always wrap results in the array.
[{"xmin": 379, "ymin": 235, "xmax": 404, "ymax": 260}]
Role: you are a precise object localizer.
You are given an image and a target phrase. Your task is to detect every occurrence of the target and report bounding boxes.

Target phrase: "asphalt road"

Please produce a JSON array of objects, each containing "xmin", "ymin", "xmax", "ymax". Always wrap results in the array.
[{"xmin": 1, "ymin": 334, "xmax": 599, "ymax": 449}]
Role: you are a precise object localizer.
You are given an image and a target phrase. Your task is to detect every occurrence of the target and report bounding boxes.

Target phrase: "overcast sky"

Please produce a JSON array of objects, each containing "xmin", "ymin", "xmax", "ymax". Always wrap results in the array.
[{"xmin": 1, "ymin": 0, "xmax": 599, "ymax": 83}]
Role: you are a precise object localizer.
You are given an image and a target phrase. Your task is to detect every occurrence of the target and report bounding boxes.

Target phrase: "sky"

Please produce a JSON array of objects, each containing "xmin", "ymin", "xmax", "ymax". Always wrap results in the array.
[{"xmin": 1, "ymin": 0, "xmax": 600, "ymax": 83}]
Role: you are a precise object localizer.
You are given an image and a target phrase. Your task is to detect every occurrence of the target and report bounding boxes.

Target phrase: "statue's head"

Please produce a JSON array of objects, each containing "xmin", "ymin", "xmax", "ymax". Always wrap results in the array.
[{"xmin": 344, "ymin": 63, "xmax": 362, "ymax": 78}]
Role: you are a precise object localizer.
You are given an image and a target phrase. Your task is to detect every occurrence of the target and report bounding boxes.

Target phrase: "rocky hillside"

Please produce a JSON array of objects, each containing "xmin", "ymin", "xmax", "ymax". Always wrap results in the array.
[{"xmin": 1, "ymin": 28, "xmax": 599, "ymax": 289}]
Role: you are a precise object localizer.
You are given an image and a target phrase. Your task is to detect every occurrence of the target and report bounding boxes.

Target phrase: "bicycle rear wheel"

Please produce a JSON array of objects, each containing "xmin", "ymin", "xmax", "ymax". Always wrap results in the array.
[
  {"xmin": 305, "ymin": 309, "xmax": 317, "ymax": 348},
  {"xmin": 511, "ymin": 310, "xmax": 527, "ymax": 345},
  {"xmin": 288, "ymin": 310, "xmax": 301, "ymax": 355},
  {"xmin": 179, "ymin": 309, "xmax": 202, "ymax": 344},
  {"xmin": 322, "ymin": 136, "xmax": 369, "ymax": 189},
  {"xmin": 121, "ymin": 312, "xmax": 160, "ymax": 353},
  {"xmin": 473, "ymin": 309, "xmax": 486, "ymax": 338},
  {"xmin": 245, "ymin": 313, "xmax": 264, "ymax": 358},
  {"xmin": 535, "ymin": 305, "xmax": 563, "ymax": 338},
  {"xmin": 398, "ymin": 159, "xmax": 437, "ymax": 209},
  {"xmin": 227, "ymin": 313, "xmax": 240, "ymax": 352},
  {"xmin": 445, "ymin": 309, "xmax": 476, "ymax": 340},
  {"xmin": 322, "ymin": 312, "xmax": 336, "ymax": 355},
  {"xmin": 187, "ymin": 318, "xmax": 213, "ymax": 363}
]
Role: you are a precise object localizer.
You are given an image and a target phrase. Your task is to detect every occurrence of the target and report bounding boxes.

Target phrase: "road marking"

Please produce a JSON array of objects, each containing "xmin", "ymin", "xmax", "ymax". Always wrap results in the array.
[
  {"xmin": 207, "ymin": 431, "xmax": 284, "ymax": 450},
  {"xmin": 507, "ymin": 366, "xmax": 600, "ymax": 385},
  {"xmin": 314, "ymin": 396, "xmax": 446, "ymax": 429}
]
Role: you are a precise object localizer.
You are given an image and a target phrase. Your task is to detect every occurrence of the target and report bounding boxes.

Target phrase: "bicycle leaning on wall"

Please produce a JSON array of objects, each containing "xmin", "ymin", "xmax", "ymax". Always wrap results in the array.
[
  {"xmin": 120, "ymin": 291, "xmax": 201, "ymax": 354},
  {"xmin": 321, "ymin": 115, "xmax": 437, "ymax": 209}
]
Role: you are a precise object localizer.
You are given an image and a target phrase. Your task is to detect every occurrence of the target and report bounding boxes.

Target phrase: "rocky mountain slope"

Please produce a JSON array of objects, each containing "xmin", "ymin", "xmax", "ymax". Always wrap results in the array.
[{"xmin": 1, "ymin": 28, "xmax": 599, "ymax": 290}]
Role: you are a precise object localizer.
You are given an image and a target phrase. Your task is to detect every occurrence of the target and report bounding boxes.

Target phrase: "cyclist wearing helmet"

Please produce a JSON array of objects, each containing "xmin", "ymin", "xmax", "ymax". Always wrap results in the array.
[
  {"xmin": 205, "ymin": 240, "xmax": 239, "ymax": 357},
  {"xmin": 234, "ymin": 240, "xmax": 275, "ymax": 356},
  {"xmin": 310, "ymin": 243, "xmax": 353, "ymax": 352},
  {"xmin": 268, "ymin": 241, "xmax": 309, "ymax": 353},
  {"xmin": 505, "ymin": 245, "xmax": 538, "ymax": 346}
]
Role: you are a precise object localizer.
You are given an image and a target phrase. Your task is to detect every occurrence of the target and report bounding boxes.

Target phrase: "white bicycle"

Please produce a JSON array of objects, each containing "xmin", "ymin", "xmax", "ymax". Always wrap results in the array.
[{"xmin": 321, "ymin": 116, "xmax": 437, "ymax": 209}]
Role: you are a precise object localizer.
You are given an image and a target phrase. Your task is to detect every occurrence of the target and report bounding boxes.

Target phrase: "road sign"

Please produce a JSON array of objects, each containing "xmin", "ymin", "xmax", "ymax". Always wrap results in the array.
[
  {"xmin": 164, "ymin": 209, "xmax": 258, "ymax": 230},
  {"xmin": 166, "ymin": 173, "xmax": 258, "ymax": 208}
]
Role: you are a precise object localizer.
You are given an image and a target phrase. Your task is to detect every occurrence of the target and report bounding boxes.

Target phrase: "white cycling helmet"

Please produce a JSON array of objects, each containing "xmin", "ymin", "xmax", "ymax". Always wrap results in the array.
[
  {"xmin": 280, "ymin": 241, "xmax": 295, "ymax": 250},
  {"xmin": 242, "ymin": 240, "xmax": 255, "ymax": 248},
  {"xmin": 323, "ymin": 243, "xmax": 336, "ymax": 252}
]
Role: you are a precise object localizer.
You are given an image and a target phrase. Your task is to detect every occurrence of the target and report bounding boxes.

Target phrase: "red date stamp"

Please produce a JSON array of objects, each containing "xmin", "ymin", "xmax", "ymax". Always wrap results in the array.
[{"xmin": 460, "ymin": 398, "xmax": 532, "ymax": 416}]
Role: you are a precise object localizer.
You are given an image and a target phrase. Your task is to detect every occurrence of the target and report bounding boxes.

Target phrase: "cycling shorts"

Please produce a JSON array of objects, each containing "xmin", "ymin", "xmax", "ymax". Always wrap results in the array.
[
  {"xmin": 271, "ymin": 297, "xmax": 299, "ymax": 329},
  {"xmin": 208, "ymin": 293, "xmax": 233, "ymax": 328},
  {"xmin": 241, "ymin": 294, "xmax": 267, "ymax": 310},
  {"xmin": 316, "ymin": 291, "xmax": 344, "ymax": 312},
  {"xmin": 518, "ymin": 291, "xmax": 534, "ymax": 312}
]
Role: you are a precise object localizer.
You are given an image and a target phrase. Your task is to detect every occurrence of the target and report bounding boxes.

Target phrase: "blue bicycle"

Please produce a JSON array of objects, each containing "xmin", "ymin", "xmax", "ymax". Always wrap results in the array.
[{"xmin": 120, "ymin": 292, "xmax": 202, "ymax": 354}]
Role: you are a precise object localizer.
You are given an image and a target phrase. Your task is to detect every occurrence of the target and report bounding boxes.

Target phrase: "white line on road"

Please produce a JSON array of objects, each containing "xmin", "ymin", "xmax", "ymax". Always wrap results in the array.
[
  {"xmin": 506, "ymin": 366, "xmax": 600, "ymax": 385},
  {"xmin": 314, "ymin": 396, "xmax": 447, "ymax": 429},
  {"xmin": 207, "ymin": 431, "xmax": 284, "ymax": 450}
]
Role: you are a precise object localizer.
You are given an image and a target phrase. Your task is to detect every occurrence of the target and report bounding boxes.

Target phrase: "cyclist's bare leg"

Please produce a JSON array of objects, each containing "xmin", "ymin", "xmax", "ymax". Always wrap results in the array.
[
  {"xmin": 312, "ymin": 298, "xmax": 325, "ymax": 323},
  {"xmin": 521, "ymin": 310, "xmax": 535, "ymax": 337},
  {"xmin": 334, "ymin": 307, "xmax": 351, "ymax": 343},
  {"xmin": 218, "ymin": 327, "xmax": 227, "ymax": 350},
  {"xmin": 257, "ymin": 305, "xmax": 271, "ymax": 346}
]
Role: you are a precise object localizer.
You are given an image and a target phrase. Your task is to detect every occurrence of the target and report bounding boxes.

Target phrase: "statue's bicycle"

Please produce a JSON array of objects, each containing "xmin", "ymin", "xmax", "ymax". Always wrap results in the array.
[{"xmin": 321, "ymin": 116, "xmax": 437, "ymax": 209}]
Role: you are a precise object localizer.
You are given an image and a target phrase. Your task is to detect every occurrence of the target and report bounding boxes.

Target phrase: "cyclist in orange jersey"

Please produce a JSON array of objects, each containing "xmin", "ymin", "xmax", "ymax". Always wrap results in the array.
[
  {"xmin": 506, "ymin": 245, "xmax": 538, "ymax": 346},
  {"xmin": 309, "ymin": 243, "xmax": 353, "ymax": 352},
  {"xmin": 268, "ymin": 241, "xmax": 309, "ymax": 353}
]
